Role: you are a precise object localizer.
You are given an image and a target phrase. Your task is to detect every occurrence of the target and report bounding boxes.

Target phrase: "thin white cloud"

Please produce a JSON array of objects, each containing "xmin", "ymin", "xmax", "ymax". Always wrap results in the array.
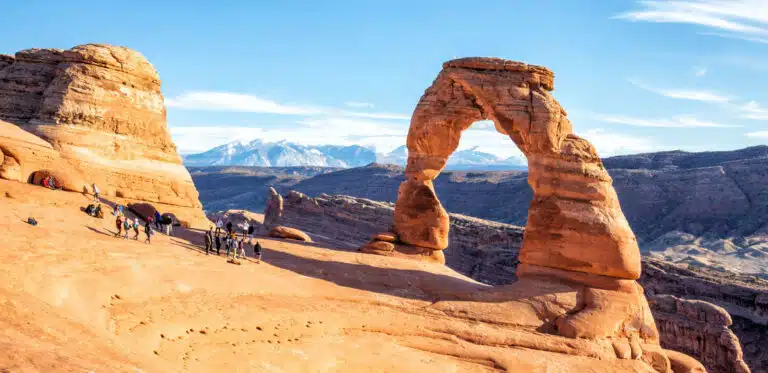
[
  {"xmin": 746, "ymin": 130, "xmax": 768, "ymax": 138},
  {"xmin": 699, "ymin": 31, "xmax": 768, "ymax": 44},
  {"xmin": 739, "ymin": 101, "xmax": 768, "ymax": 119},
  {"xmin": 693, "ymin": 66, "xmax": 708, "ymax": 77},
  {"xmin": 596, "ymin": 114, "xmax": 736, "ymax": 128},
  {"xmin": 580, "ymin": 128, "xmax": 658, "ymax": 156},
  {"xmin": 616, "ymin": 1, "xmax": 768, "ymax": 40},
  {"xmin": 628, "ymin": 78, "xmax": 732, "ymax": 102},
  {"xmin": 344, "ymin": 101, "xmax": 375, "ymax": 109},
  {"xmin": 166, "ymin": 91, "xmax": 410, "ymax": 120}
]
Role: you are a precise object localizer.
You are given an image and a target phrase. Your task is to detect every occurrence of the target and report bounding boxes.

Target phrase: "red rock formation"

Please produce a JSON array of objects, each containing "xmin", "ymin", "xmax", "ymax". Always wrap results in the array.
[
  {"xmin": 358, "ymin": 57, "xmax": 701, "ymax": 371},
  {"xmin": 0, "ymin": 44, "xmax": 205, "ymax": 226},
  {"xmin": 263, "ymin": 186, "xmax": 283, "ymax": 228},
  {"xmin": 651, "ymin": 295, "xmax": 750, "ymax": 373}
]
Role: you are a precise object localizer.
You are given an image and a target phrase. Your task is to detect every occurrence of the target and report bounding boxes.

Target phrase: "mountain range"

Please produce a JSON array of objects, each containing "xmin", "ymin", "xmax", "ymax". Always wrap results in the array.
[{"xmin": 183, "ymin": 139, "xmax": 526, "ymax": 170}]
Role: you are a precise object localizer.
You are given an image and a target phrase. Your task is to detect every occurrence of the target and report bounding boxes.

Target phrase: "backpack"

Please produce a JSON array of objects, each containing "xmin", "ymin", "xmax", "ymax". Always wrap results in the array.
[{"xmin": 27, "ymin": 217, "xmax": 38, "ymax": 226}]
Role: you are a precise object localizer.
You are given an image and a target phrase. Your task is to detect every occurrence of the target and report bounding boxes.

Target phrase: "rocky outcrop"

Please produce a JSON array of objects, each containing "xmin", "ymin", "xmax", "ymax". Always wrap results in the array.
[
  {"xmin": 650, "ymin": 295, "xmax": 750, "ymax": 373},
  {"xmin": 0, "ymin": 44, "xmax": 205, "ymax": 226},
  {"xmin": 263, "ymin": 186, "xmax": 283, "ymax": 228}
]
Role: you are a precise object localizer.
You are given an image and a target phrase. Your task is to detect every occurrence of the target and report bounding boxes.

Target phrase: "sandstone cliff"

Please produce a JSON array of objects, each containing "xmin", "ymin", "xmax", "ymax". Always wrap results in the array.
[
  {"xmin": 264, "ymin": 189, "xmax": 763, "ymax": 373},
  {"xmin": 0, "ymin": 44, "xmax": 205, "ymax": 225}
]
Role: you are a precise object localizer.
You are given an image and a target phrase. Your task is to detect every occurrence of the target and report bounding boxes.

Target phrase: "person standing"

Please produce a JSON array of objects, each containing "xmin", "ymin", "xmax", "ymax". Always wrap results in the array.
[
  {"xmin": 204, "ymin": 228, "xmax": 213, "ymax": 255},
  {"xmin": 225, "ymin": 235, "xmax": 232, "ymax": 258},
  {"xmin": 215, "ymin": 234, "xmax": 221, "ymax": 256},
  {"xmin": 238, "ymin": 238, "xmax": 246, "ymax": 259},
  {"xmin": 247, "ymin": 223, "xmax": 255, "ymax": 239},
  {"xmin": 226, "ymin": 221, "xmax": 233, "ymax": 235},
  {"xmin": 92, "ymin": 183, "xmax": 100, "ymax": 201},
  {"xmin": 154, "ymin": 210, "xmax": 162, "ymax": 230},
  {"xmin": 165, "ymin": 216, "xmax": 173, "ymax": 236},
  {"xmin": 133, "ymin": 219, "xmax": 140, "ymax": 240},
  {"xmin": 215, "ymin": 218, "xmax": 224, "ymax": 236},
  {"xmin": 144, "ymin": 222, "xmax": 152, "ymax": 244},
  {"xmin": 253, "ymin": 240, "xmax": 263, "ymax": 263},
  {"xmin": 123, "ymin": 218, "xmax": 132, "ymax": 239},
  {"xmin": 114, "ymin": 215, "xmax": 123, "ymax": 237}
]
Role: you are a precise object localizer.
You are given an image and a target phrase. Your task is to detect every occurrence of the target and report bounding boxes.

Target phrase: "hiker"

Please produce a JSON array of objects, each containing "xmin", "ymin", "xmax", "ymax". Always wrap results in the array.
[
  {"xmin": 253, "ymin": 240, "xmax": 263, "ymax": 263},
  {"xmin": 92, "ymin": 183, "xmax": 100, "ymax": 201},
  {"xmin": 113, "ymin": 204, "xmax": 124, "ymax": 217},
  {"xmin": 85, "ymin": 203, "xmax": 96, "ymax": 216},
  {"xmin": 114, "ymin": 215, "xmax": 123, "ymax": 237},
  {"xmin": 215, "ymin": 234, "xmax": 221, "ymax": 255},
  {"xmin": 225, "ymin": 235, "xmax": 232, "ymax": 258},
  {"xmin": 215, "ymin": 218, "xmax": 224, "ymax": 236},
  {"xmin": 144, "ymin": 222, "xmax": 152, "ymax": 244},
  {"xmin": 123, "ymin": 218, "xmax": 131, "ymax": 239},
  {"xmin": 247, "ymin": 224, "xmax": 255, "ymax": 239},
  {"xmin": 133, "ymin": 219, "xmax": 140, "ymax": 240},
  {"xmin": 154, "ymin": 210, "xmax": 162, "ymax": 230},
  {"xmin": 226, "ymin": 221, "xmax": 233, "ymax": 235},
  {"xmin": 164, "ymin": 215, "xmax": 173, "ymax": 236},
  {"xmin": 204, "ymin": 228, "xmax": 213, "ymax": 255},
  {"xmin": 238, "ymin": 238, "xmax": 246, "ymax": 259}
]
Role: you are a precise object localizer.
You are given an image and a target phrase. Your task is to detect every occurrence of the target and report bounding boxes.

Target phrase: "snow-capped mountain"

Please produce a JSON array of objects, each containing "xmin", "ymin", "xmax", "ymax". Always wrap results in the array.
[
  {"xmin": 183, "ymin": 139, "xmax": 377, "ymax": 168},
  {"xmin": 184, "ymin": 140, "xmax": 527, "ymax": 170}
]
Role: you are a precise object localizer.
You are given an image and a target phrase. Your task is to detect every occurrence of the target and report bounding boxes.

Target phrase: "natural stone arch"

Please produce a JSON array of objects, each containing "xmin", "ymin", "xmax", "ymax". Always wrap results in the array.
[{"xmin": 362, "ymin": 57, "xmax": 641, "ymax": 281}]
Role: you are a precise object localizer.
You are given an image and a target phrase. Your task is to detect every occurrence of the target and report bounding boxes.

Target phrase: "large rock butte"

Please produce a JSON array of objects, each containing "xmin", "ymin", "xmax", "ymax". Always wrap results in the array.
[
  {"xmin": 360, "ymin": 57, "xmax": 694, "ymax": 372},
  {"xmin": 0, "ymin": 44, "xmax": 205, "ymax": 225}
]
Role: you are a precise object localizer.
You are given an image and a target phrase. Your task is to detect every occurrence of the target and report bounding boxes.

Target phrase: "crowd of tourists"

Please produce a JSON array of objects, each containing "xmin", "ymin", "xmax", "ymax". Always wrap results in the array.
[
  {"xmin": 84, "ymin": 183, "xmax": 264, "ymax": 262},
  {"xmin": 204, "ymin": 218, "xmax": 263, "ymax": 263}
]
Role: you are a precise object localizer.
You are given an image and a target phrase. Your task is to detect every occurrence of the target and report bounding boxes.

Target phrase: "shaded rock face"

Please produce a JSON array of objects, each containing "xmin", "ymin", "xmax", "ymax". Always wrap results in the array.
[
  {"xmin": 0, "ymin": 44, "xmax": 205, "ymax": 225},
  {"xmin": 650, "ymin": 295, "xmax": 750, "ymax": 373},
  {"xmin": 382, "ymin": 57, "xmax": 640, "ymax": 280}
]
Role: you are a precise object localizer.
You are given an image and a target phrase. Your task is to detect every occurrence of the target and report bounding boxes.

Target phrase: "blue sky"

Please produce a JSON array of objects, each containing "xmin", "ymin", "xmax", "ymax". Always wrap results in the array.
[{"xmin": 2, "ymin": 0, "xmax": 768, "ymax": 158}]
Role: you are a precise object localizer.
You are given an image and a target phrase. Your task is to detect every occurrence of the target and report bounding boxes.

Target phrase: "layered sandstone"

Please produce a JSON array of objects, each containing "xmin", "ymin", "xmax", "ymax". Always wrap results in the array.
[
  {"xmin": 0, "ymin": 44, "xmax": 205, "ymax": 225},
  {"xmin": 650, "ymin": 295, "xmax": 750, "ymax": 373},
  {"xmin": 265, "ymin": 189, "xmax": 761, "ymax": 372}
]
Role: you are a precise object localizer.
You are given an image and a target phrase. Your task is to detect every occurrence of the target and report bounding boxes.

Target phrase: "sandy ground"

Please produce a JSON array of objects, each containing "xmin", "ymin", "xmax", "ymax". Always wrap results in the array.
[{"xmin": 0, "ymin": 180, "xmax": 660, "ymax": 372}]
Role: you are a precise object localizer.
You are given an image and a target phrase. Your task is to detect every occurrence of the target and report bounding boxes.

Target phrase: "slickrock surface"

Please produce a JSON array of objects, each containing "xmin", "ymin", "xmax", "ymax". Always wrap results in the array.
[
  {"xmin": 649, "ymin": 295, "xmax": 750, "ymax": 373},
  {"xmin": 267, "ymin": 190, "xmax": 764, "ymax": 373},
  {"xmin": 0, "ymin": 180, "xmax": 673, "ymax": 372},
  {"xmin": 0, "ymin": 44, "xmax": 205, "ymax": 226},
  {"xmin": 268, "ymin": 225, "xmax": 312, "ymax": 242}
]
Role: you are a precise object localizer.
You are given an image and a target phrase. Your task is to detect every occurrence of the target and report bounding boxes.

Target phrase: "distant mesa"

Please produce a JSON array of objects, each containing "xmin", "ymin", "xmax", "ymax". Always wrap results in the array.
[{"xmin": 0, "ymin": 43, "xmax": 206, "ymax": 225}]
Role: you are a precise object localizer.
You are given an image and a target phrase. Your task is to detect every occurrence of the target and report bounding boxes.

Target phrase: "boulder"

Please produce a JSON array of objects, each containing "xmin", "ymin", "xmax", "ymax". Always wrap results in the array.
[{"xmin": 268, "ymin": 226, "xmax": 312, "ymax": 242}]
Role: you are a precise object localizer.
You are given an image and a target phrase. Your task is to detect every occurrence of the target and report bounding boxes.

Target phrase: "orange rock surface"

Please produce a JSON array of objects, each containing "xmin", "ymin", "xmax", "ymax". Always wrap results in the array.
[
  {"xmin": 268, "ymin": 225, "xmax": 312, "ymax": 242},
  {"xmin": 0, "ymin": 44, "xmax": 205, "ymax": 226},
  {"xmin": 0, "ymin": 180, "xmax": 687, "ymax": 372}
]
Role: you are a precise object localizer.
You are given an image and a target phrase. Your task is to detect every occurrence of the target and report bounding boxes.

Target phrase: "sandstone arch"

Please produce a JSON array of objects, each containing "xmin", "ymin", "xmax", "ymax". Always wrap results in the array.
[{"xmin": 363, "ymin": 57, "xmax": 641, "ymax": 281}]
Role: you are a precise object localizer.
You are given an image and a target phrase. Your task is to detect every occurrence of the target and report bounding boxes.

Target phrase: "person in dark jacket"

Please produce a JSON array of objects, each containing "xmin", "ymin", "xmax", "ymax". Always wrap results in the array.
[
  {"xmin": 154, "ymin": 210, "xmax": 162, "ymax": 230},
  {"xmin": 253, "ymin": 240, "xmax": 263, "ymax": 263},
  {"xmin": 226, "ymin": 221, "xmax": 233, "ymax": 235},
  {"xmin": 215, "ymin": 234, "xmax": 221, "ymax": 255},
  {"xmin": 144, "ymin": 222, "xmax": 152, "ymax": 244}
]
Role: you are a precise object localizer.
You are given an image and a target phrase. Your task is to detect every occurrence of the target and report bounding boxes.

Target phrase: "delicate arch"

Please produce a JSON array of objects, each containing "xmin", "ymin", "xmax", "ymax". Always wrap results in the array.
[{"xmin": 370, "ymin": 58, "xmax": 641, "ymax": 280}]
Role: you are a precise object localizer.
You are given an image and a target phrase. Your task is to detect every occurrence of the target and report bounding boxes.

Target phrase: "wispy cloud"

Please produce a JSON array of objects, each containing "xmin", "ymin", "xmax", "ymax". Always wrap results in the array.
[
  {"xmin": 698, "ymin": 31, "xmax": 768, "ymax": 44},
  {"xmin": 739, "ymin": 101, "xmax": 768, "ymax": 119},
  {"xmin": 628, "ymin": 78, "xmax": 732, "ymax": 102},
  {"xmin": 580, "ymin": 128, "xmax": 658, "ymax": 156},
  {"xmin": 616, "ymin": 1, "xmax": 768, "ymax": 42},
  {"xmin": 166, "ymin": 91, "xmax": 410, "ymax": 120},
  {"xmin": 596, "ymin": 114, "xmax": 736, "ymax": 128},
  {"xmin": 693, "ymin": 66, "xmax": 708, "ymax": 77},
  {"xmin": 344, "ymin": 101, "xmax": 375, "ymax": 109},
  {"xmin": 746, "ymin": 130, "xmax": 768, "ymax": 138}
]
